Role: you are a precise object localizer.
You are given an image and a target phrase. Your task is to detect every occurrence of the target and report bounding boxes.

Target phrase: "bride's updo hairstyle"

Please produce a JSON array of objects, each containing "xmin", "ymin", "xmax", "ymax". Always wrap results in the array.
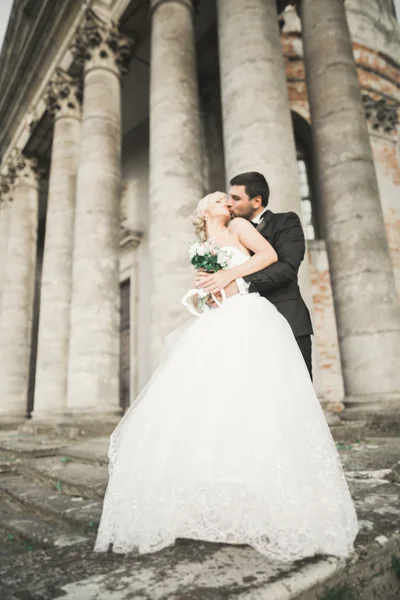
[{"xmin": 192, "ymin": 191, "xmax": 227, "ymax": 241}]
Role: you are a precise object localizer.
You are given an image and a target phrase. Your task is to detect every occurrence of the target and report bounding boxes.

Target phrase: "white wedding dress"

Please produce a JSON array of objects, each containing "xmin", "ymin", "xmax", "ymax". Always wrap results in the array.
[{"xmin": 95, "ymin": 247, "xmax": 358, "ymax": 560}]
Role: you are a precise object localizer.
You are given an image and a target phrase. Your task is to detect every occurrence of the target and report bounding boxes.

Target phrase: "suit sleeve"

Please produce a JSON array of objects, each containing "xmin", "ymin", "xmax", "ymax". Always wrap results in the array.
[{"xmin": 244, "ymin": 212, "xmax": 305, "ymax": 293}]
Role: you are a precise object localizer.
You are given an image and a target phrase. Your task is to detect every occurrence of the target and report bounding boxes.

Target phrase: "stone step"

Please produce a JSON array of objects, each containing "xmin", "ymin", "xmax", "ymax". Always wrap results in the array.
[
  {"xmin": 19, "ymin": 416, "xmax": 120, "ymax": 440},
  {"xmin": 329, "ymin": 420, "xmax": 367, "ymax": 443},
  {"xmin": 342, "ymin": 408, "xmax": 400, "ymax": 437},
  {"xmin": 0, "ymin": 435, "xmax": 68, "ymax": 459},
  {"xmin": 20, "ymin": 456, "xmax": 108, "ymax": 500},
  {"xmin": 0, "ymin": 496, "xmax": 88, "ymax": 550},
  {"xmin": 0, "ymin": 475, "xmax": 102, "ymax": 533},
  {"xmin": 59, "ymin": 437, "xmax": 110, "ymax": 466}
]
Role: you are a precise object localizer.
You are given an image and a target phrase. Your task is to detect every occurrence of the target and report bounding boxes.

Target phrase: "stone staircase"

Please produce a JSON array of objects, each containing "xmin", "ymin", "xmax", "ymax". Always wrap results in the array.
[
  {"xmin": 0, "ymin": 420, "xmax": 367, "ymax": 553},
  {"xmin": 1, "ymin": 429, "xmax": 400, "ymax": 599},
  {"xmin": 0, "ymin": 433, "xmax": 109, "ymax": 553}
]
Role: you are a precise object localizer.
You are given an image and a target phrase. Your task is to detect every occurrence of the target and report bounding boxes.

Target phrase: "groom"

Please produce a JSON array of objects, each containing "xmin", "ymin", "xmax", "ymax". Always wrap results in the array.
[{"xmin": 197, "ymin": 171, "xmax": 314, "ymax": 379}]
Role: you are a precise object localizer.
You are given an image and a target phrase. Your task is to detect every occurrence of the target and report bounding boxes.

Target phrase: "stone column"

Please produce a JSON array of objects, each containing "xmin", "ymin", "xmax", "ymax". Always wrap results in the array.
[
  {"xmin": 217, "ymin": 0, "xmax": 302, "ymax": 210},
  {"xmin": 0, "ymin": 151, "xmax": 39, "ymax": 417},
  {"xmin": 217, "ymin": 0, "xmax": 324, "ymax": 397},
  {"xmin": 149, "ymin": 0, "xmax": 203, "ymax": 364},
  {"xmin": 0, "ymin": 175, "xmax": 13, "ymax": 308},
  {"xmin": 300, "ymin": 0, "xmax": 400, "ymax": 407},
  {"xmin": 33, "ymin": 71, "xmax": 82, "ymax": 418},
  {"xmin": 65, "ymin": 10, "xmax": 132, "ymax": 414}
]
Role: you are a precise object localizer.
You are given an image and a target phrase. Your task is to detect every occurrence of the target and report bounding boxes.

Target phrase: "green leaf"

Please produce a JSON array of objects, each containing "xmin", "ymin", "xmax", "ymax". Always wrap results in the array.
[
  {"xmin": 59, "ymin": 456, "xmax": 72, "ymax": 464},
  {"xmin": 55, "ymin": 479, "xmax": 62, "ymax": 493},
  {"xmin": 391, "ymin": 553, "xmax": 400, "ymax": 577},
  {"xmin": 23, "ymin": 540, "xmax": 34, "ymax": 552},
  {"xmin": 6, "ymin": 457, "xmax": 17, "ymax": 463},
  {"xmin": 319, "ymin": 585, "xmax": 354, "ymax": 600},
  {"xmin": 7, "ymin": 533, "xmax": 15, "ymax": 541}
]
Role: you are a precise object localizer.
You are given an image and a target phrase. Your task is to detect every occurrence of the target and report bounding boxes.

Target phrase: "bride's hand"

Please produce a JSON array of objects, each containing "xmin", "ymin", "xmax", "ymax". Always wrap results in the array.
[
  {"xmin": 195, "ymin": 270, "xmax": 233, "ymax": 295},
  {"xmin": 193, "ymin": 268, "xmax": 205, "ymax": 288}
]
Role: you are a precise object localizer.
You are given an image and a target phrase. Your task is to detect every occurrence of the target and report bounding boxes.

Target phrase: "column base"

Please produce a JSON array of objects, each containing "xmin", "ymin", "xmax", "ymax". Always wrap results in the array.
[
  {"xmin": 59, "ymin": 412, "xmax": 121, "ymax": 438},
  {"xmin": 0, "ymin": 413, "xmax": 26, "ymax": 431},
  {"xmin": 344, "ymin": 393, "xmax": 400, "ymax": 411},
  {"xmin": 342, "ymin": 395, "xmax": 400, "ymax": 437},
  {"xmin": 19, "ymin": 410, "xmax": 122, "ymax": 439}
]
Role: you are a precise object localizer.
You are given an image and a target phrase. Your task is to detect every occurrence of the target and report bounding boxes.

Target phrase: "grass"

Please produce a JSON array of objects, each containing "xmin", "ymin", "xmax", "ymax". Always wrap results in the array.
[
  {"xmin": 319, "ymin": 585, "xmax": 354, "ymax": 600},
  {"xmin": 391, "ymin": 553, "xmax": 400, "ymax": 577}
]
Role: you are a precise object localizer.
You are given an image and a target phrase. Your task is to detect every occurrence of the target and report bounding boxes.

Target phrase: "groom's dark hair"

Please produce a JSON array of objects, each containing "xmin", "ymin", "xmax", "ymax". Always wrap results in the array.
[{"xmin": 230, "ymin": 172, "xmax": 270, "ymax": 207}]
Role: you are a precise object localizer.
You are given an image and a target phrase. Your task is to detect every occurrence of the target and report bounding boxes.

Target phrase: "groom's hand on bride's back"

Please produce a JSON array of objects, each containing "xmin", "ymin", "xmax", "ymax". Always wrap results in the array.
[{"xmin": 206, "ymin": 281, "xmax": 239, "ymax": 307}]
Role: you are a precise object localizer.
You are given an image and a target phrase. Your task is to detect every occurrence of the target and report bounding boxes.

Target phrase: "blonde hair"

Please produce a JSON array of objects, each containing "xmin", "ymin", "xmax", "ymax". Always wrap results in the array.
[{"xmin": 192, "ymin": 191, "xmax": 227, "ymax": 241}]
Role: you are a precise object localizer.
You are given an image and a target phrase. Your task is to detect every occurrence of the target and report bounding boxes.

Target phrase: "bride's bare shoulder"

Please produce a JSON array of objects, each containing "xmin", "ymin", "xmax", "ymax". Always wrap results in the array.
[{"xmin": 228, "ymin": 217, "xmax": 252, "ymax": 232}]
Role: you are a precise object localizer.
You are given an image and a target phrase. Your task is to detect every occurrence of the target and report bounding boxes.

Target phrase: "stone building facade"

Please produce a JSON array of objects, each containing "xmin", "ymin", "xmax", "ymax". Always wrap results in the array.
[{"xmin": 0, "ymin": 0, "xmax": 399, "ymax": 424}]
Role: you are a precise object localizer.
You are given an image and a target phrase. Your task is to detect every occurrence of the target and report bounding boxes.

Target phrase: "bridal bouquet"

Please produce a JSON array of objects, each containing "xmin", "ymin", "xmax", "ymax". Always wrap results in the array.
[
  {"xmin": 189, "ymin": 241, "xmax": 231, "ymax": 271},
  {"xmin": 181, "ymin": 242, "xmax": 232, "ymax": 317}
]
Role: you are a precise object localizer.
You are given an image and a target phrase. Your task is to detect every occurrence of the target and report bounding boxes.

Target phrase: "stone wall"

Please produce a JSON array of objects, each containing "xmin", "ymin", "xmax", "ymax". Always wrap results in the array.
[
  {"xmin": 121, "ymin": 119, "xmax": 151, "ymax": 394},
  {"xmin": 275, "ymin": 2, "xmax": 400, "ymax": 402},
  {"xmin": 117, "ymin": 0, "xmax": 400, "ymax": 403},
  {"xmin": 346, "ymin": 0, "xmax": 400, "ymax": 294}
]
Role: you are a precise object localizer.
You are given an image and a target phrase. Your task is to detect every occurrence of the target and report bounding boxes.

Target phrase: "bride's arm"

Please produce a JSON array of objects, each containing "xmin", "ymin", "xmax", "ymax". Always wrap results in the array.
[
  {"xmin": 197, "ymin": 219, "xmax": 277, "ymax": 295},
  {"xmin": 227, "ymin": 218, "xmax": 278, "ymax": 279}
]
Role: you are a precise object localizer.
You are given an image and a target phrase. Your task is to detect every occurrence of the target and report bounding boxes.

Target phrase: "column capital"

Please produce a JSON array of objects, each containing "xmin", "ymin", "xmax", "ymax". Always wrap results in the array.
[
  {"xmin": 6, "ymin": 149, "xmax": 39, "ymax": 189},
  {"xmin": 150, "ymin": 0, "xmax": 197, "ymax": 16},
  {"xmin": 71, "ymin": 8, "xmax": 134, "ymax": 77},
  {"xmin": 45, "ymin": 69, "xmax": 82, "ymax": 121},
  {"xmin": 362, "ymin": 93, "xmax": 399, "ymax": 136}
]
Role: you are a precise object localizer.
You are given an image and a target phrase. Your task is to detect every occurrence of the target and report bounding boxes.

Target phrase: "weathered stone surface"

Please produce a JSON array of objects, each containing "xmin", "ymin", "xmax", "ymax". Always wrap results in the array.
[
  {"xmin": 217, "ymin": 0, "xmax": 321, "ymax": 396},
  {"xmin": 300, "ymin": 0, "xmax": 400, "ymax": 405},
  {"xmin": 217, "ymin": 0, "xmax": 300, "ymax": 211},
  {"xmin": 0, "ymin": 174, "xmax": 13, "ymax": 307},
  {"xmin": 34, "ymin": 72, "xmax": 82, "ymax": 418},
  {"xmin": 66, "ymin": 11, "xmax": 131, "ymax": 414},
  {"xmin": 330, "ymin": 421, "xmax": 366, "ymax": 443},
  {"xmin": 21, "ymin": 456, "xmax": 108, "ymax": 500},
  {"xmin": 0, "ymin": 497, "xmax": 88, "ymax": 549},
  {"xmin": 0, "ymin": 436, "xmax": 68, "ymax": 458},
  {"xmin": 60, "ymin": 436, "xmax": 110, "ymax": 465},
  {"xmin": 308, "ymin": 240, "xmax": 345, "ymax": 405},
  {"xmin": 0, "ymin": 152, "xmax": 39, "ymax": 417},
  {"xmin": 149, "ymin": 0, "xmax": 203, "ymax": 365},
  {"xmin": 342, "ymin": 407, "xmax": 400, "ymax": 437},
  {"xmin": 18, "ymin": 416, "xmax": 119, "ymax": 440},
  {"xmin": 0, "ymin": 432, "xmax": 400, "ymax": 599},
  {"xmin": 0, "ymin": 475, "xmax": 102, "ymax": 531}
]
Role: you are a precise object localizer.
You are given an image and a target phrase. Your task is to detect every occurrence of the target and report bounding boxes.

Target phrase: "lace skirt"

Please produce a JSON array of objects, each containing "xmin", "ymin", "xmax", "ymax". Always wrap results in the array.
[{"xmin": 95, "ymin": 294, "xmax": 358, "ymax": 560}]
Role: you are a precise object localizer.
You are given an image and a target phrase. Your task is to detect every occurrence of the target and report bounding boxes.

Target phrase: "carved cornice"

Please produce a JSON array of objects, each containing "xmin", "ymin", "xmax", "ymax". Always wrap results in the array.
[
  {"xmin": 0, "ymin": 0, "xmax": 81, "ymax": 163},
  {"xmin": 6, "ymin": 149, "xmax": 39, "ymax": 188},
  {"xmin": 120, "ymin": 221, "xmax": 143, "ymax": 251},
  {"xmin": 71, "ymin": 8, "xmax": 133, "ymax": 77},
  {"xmin": 362, "ymin": 93, "xmax": 399, "ymax": 134},
  {"xmin": 44, "ymin": 68, "xmax": 82, "ymax": 120}
]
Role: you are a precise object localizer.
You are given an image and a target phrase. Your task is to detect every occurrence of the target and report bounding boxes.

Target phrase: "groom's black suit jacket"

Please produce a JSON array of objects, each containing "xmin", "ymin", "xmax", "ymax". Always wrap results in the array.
[{"xmin": 244, "ymin": 210, "xmax": 313, "ymax": 338}]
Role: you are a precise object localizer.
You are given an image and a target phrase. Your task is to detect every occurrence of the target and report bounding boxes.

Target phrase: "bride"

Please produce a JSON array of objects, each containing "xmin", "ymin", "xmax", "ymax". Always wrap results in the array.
[{"xmin": 95, "ymin": 192, "xmax": 358, "ymax": 561}]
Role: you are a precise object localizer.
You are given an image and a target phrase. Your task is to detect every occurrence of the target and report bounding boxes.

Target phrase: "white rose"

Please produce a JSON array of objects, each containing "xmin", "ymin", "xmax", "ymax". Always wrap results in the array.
[
  {"xmin": 217, "ymin": 250, "xmax": 228, "ymax": 266},
  {"xmin": 196, "ymin": 245, "xmax": 206, "ymax": 256}
]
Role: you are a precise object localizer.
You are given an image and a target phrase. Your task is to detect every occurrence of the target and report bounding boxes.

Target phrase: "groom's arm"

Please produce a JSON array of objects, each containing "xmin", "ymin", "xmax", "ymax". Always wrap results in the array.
[{"xmin": 244, "ymin": 212, "xmax": 305, "ymax": 293}]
